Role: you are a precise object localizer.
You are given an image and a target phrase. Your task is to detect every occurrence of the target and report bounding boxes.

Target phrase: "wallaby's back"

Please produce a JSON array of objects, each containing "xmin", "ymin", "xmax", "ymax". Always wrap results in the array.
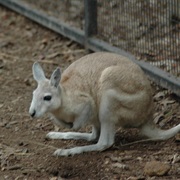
[{"xmin": 61, "ymin": 52, "xmax": 151, "ymax": 94}]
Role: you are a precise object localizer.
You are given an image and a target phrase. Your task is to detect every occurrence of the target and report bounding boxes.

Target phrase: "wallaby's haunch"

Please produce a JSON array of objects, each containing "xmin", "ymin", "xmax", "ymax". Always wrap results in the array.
[{"xmin": 29, "ymin": 52, "xmax": 180, "ymax": 156}]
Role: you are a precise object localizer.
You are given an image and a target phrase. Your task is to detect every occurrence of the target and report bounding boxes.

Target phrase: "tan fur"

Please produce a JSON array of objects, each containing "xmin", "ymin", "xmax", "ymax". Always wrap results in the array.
[
  {"xmin": 29, "ymin": 52, "xmax": 180, "ymax": 156},
  {"xmin": 55, "ymin": 52, "xmax": 152, "ymax": 126}
]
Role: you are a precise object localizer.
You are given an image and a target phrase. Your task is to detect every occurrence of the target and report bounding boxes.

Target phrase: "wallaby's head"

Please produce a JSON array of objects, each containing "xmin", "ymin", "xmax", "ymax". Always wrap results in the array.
[{"xmin": 29, "ymin": 62, "xmax": 62, "ymax": 118}]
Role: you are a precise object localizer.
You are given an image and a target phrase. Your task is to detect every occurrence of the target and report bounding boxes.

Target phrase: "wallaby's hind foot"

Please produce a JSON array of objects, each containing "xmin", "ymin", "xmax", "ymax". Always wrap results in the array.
[{"xmin": 53, "ymin": 142, "xmax": 111, "ymax": 156}]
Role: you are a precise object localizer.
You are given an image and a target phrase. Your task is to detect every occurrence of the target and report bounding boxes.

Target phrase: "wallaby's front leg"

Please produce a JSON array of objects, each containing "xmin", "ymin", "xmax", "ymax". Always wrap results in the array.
[
  {"xmin": 47, "ymin": 102, "xmax": 100, "ymax": 141},
  {"xmin": 53, "ymin": 93, "xmax": 116, "ymax": 156},
  {"xmin": 53, "ymin": 119, "xmax": 115, "ymax": 156},
  {"xmin": 46, "ymin": 125, "xmax": 100, "ymax": 141}
]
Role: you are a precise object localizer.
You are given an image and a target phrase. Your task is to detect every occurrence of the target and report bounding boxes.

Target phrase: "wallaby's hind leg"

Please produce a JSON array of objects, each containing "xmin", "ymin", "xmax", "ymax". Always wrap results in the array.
[
  {"xmin": 46, "ymin": 125, "xmax": 100, "ymax": 142},
  {"xmin": 53, "ymin": 92, "xmax": 116, "ymax": 156},
  {"xmin": 96, "ymin": 92, "xmax": 116, "ymax": 149}
]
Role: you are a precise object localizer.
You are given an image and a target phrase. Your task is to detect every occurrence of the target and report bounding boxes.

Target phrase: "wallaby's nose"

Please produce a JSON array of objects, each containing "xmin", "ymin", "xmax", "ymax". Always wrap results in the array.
[{"xmin": 31, "ymin": 110, "xmax": 36, "ymax": 117}]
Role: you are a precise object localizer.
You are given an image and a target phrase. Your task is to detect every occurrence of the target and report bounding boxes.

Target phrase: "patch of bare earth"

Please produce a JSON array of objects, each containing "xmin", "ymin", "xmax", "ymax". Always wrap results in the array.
[{"xmin": 0, "ymin": 6, "xmax": 179, "ymax": 180}]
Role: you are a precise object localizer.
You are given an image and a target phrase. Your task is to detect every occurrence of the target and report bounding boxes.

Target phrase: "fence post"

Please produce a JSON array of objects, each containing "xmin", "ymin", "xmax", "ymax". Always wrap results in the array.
[{"xmin": 84, "ymin": 0, "xmax": 97, "ymax": 47}]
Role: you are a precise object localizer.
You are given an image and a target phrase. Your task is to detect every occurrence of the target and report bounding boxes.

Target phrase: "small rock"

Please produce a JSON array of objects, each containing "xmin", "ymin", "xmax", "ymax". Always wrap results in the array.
[
  {"xmin": 49, "ymin": 177, "xmax": 58, "ymax": 180},
  {"xmin": 127, "ymin": 176, "xmax": 145, "ymax": 180},
  {"xmin": 144, "ymin": 161, "xmax": 170, "ymax": 176},
  {"xmin": 22, "ymin": 148, "xmax": 29, "ymax": 153},
  {"xmin": 0, "ymin": 120, "xmax": 7, "ymax": 127},
  {"xmin": 18, "ymin": 142, "xmax": 24, "ymax": 146},
  {"xmin": 175, "ymin": 133, "xmax": 180, "ymax": 142},
  {"xmin": 104, "ymin": 159, "xmax": 109, "ymax": 165},
  {"xmin": 137, "ymin": 157, "xmax": 143, "ymax": 161},
  {"xmin": 41, "ymin": 38, "xmax": 48, "ymax": 45},
  {"xmin": 24, "ymin": 78, "xmax": 31, "ymax": 86}
]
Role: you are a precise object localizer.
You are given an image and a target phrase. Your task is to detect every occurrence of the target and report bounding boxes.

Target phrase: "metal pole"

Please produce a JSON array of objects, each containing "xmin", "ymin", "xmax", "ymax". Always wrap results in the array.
[{"xmin": 84, "ymin": 0, "xmax": 97, "ymax": 39}]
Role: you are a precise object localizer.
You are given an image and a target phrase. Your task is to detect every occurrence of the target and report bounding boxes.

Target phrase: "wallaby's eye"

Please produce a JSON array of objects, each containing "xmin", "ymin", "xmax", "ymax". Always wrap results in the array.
[{"xmin": 44, "ymin": 95, "xmax": 52, "ymax": 101}]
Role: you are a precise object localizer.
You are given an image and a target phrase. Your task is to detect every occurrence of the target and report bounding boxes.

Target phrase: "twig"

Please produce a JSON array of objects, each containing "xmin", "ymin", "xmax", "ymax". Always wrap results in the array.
[
  {"xmin": 62, "ymin": 49, "xmax": 85, "ymax": 54},
  {"xmin": 27, "ymin": 59, "xmax": 59, "ymax": 65},
  {"xmin": 25, "ymin": 139, "xmax": 57, "ymax": 150},
  {"xmin": 0, "ymin": 52, "xmax": 19, "ymax": 61},
  {"xmin": 9, "ymin": 113, "xmax": 30, "ymax": 117},
  {"xmin": 5, "ymin": 138, "xmax": 58, "ymax": 151},
  {"xmin": 8, "ymin": 47, "xmax": 26, "ymax": 54},
  {"xmin": 120, "ymin": 138, "xmax": 162, "ymax": 147},
  {"xmin": 4, "ymin": 164, "xmax": 22, "ymax": 170}
]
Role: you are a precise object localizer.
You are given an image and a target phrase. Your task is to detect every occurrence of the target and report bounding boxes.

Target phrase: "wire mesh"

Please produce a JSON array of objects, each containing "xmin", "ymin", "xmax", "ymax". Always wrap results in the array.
[
  {"xmin": 23, "ymin": 0, "xmax": 84, "ymax": 29},
  {"xmin": 16, "ymin": 0, "xmax": 180, "ymax": 77},
  {"xmin": 97, "ymin": 0, "xmax": 180, "ymax": 76}
]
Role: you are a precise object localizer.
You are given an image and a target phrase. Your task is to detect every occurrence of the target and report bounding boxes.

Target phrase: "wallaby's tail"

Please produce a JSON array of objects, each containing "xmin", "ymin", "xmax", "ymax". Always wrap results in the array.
[{"xmin": 140, "ymin": 122, "xmax": 180, "ymax": 140}]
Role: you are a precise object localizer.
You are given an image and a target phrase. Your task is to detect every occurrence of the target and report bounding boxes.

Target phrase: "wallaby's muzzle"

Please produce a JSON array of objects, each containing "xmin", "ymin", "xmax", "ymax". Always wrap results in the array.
[{"xmin": 30, "ymin": 109, "xmax": 36, "ymax": 118}]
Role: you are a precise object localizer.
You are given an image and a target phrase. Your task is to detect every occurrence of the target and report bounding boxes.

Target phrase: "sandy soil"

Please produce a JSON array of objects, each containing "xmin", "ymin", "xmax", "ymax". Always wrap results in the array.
[{"xmin": 0, "ymin": 6, "xmax": 179, "ymax": 180}]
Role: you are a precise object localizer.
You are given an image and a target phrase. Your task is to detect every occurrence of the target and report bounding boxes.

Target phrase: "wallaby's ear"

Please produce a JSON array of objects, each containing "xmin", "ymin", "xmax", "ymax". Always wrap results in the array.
[
  {"xmin": 32, "ymin": 62, "xmax": 46, "ymax": 82},
  {"xmin": 50, "ymin": 67, "xmax": 61, "ymax": 87}
]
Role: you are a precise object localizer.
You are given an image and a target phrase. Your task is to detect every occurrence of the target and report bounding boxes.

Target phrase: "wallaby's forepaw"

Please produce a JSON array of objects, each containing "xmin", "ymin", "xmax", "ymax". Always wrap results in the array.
[
  {"xmin": 53, "ymin": 149, "xmax": 71, "ymax": 157},
  {"xmin": 53, "ymin": 147, "xmax": 83, "ymax": 157},
  {"xmin": 46, "ymin": 132, "xmax": 63, "ymax": 139}
]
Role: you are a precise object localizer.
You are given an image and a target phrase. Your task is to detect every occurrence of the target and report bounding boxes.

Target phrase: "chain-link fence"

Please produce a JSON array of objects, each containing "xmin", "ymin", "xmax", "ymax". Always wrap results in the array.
[
  {"xmin": 19, "ymin": 0, "xmax": 180, "ymax": 77},
  {"xmin": 97, "ymin": 0, "xmax": 180, "ymax": 77},
  {"xmin": 23, "ymin": 0, "xmax": 84, "ymax": 29},
  {"xmin": 0, "ymin": 0, "xmax": 179, "ymax": 95}
]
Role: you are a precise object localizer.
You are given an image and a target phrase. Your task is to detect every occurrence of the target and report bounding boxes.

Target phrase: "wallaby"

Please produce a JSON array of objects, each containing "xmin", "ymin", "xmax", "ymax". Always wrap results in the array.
[{"xmin": 29, "ymin": 52, "xmax": 180, "ymax": 156}]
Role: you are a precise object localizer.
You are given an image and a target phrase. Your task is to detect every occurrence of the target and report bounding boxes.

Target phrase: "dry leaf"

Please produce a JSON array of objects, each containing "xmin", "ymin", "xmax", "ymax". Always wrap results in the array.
[
  {"xmin": 110, "ymin": 156, "xmax": 122, "ymax": 163},
  {"xmin": 154, "ymin": 113, "xmax": 164, "ymax": 124},
  {"xmin": 160, "ymin": 99, "xmax": 175, "ymax": 107},
  {"xmin": 172, "ymin": 154, "xmax": 180, "ymax": 164},
  {"xmin": 47, "ymin": 52, "xmax": 60, "ymax": 59},
  {"xmin": 112, "ymin": 162, "xmax": 129, "ymax": 170},
  {"xmin": 154, "ymin": 91, "xmax": 166, "ymax": 101}
]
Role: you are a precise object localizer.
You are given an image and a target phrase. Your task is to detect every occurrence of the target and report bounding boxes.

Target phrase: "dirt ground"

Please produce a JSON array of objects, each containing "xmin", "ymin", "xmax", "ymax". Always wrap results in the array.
[{"xmin": 0, "ymin": 6, "xmax": 180, "ymax": 180}]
